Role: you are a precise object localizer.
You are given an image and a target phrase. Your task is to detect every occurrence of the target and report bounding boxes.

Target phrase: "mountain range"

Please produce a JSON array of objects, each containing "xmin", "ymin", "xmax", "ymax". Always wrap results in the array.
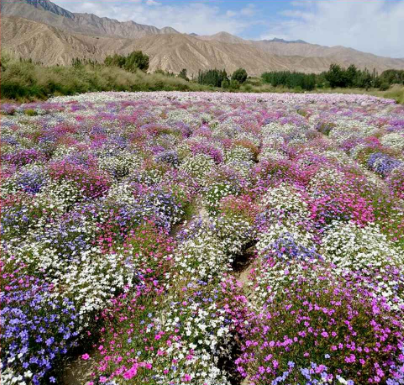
[{"xmin": 2, "ymin": 0, "xmax": 404, "ymax": 76}]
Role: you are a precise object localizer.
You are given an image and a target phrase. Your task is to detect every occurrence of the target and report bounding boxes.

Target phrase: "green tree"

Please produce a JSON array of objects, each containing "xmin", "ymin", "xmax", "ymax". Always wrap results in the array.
[
  {"xmin": 325, "ymin": 64, "xmax": 346, "ymax": 88},
  {"xmin": 231, "ymin": 68, "xmax": 248, "ymax": 84},
  {"xmin": 197, "ymin": 69, "xmax": 228, "ymax": 87},
  {"xmin": 380, "ymin": 69, "xmax": 404, "ymax": 85},
  {"xmin": 124, "ymin": 51, "xmax": 149, "ymax": 72},
  {"xmin": 221, "ymin": 78, "xmax": 230, "ymax": 89},
  {"xmin": 104, "ymin": 54, "xmax": 126, "ymax": 68},
  {"xmin": 345, "ymin": 64, "xmax": 358, "ymax": 87},
  {"xmin": 104, "ymin": 51, "xmax": 149, "ymax": 72},
  {"xmin": 178, "ymin": 68, "xmax": 189, "ymax": 81}
]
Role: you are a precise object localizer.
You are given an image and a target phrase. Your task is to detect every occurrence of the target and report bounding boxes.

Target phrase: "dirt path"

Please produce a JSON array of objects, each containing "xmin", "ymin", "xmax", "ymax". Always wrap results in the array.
[{"xmin": 61, "ymin": 356, "xmax": 94, "ymax": 385}]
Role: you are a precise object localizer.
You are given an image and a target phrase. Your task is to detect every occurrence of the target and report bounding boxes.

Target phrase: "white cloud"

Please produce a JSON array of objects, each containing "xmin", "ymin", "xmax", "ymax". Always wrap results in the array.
[
  {"xmin": 240, "ymin": 4, "xmax": 256, "ymax": 17},
  {"xmin": 261, "ymin": 0, "xmax": 404, "ymax": 58},
  {"xmin": 146, "ymin": 0, "xmax": 161, "ymax": 6},
  {"xmin": 52, "ymin": 0, "xmax": 256, "ymax": 35}
]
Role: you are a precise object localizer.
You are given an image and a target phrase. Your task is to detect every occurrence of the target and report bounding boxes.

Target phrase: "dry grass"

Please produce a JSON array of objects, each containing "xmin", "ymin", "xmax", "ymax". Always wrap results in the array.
[{"xmin": 313, "ymin": 85, "xmax": 404, "ymax": 104}]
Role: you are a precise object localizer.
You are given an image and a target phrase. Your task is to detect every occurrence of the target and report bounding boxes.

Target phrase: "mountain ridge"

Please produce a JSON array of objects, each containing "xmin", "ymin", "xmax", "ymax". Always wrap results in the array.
[
  {"xmin": 2, "ymin": 0, "xmax": 404, "ymax": 75},
  {"xmin": 1, "ymin": 0, "xmax": 180, "ymax": 38}
]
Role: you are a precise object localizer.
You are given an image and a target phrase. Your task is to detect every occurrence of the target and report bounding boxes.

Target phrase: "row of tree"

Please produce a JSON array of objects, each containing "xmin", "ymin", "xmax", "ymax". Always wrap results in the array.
[
  {"xmin": 261, "ymin": 71, "xmax": 316, "ymax": 91},
  {"xmin": 73, "ymin": 52, "xmax": 404, "ymax": 92},
  {"xmin": 324, "ymin": 64, "xmax": 380, "ymax": 89},
  {"xmin": 196, "ymin": 68, "xmax": 248, "ymax": 88},
  {"xmin": 262, "ymin": 65, "xmax": 404, "ymax": 90}
]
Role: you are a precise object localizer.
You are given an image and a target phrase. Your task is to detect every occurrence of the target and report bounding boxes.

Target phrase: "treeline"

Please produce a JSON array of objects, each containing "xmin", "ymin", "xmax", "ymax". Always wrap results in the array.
[
  {"xmin": 197, "ymin": 68, "xmax": 248, "ymax": 89},
  {"xmin": 262, "ymin": 64, "xmax": 404, "ymax": 91},
  {"xmin": 261, "ymin": 72, "xmax": 316, "ymax": 91}
]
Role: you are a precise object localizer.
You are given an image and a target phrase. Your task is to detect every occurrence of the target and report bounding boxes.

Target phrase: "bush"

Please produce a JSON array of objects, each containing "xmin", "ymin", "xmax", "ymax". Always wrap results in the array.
[
  {"xmin": 229, "ymin": 79, "xmax": 240, "ymax": 90},
  {"xmin": 221, "ymin": 78, "xmax": 230, "ymax": 89},
  {"xmin": 379, "ymin": 69, "xmax": 404, "ymax": 85},
  {"xmin": 104, "ymin": 51, "xmax": 149, "ymax": 72},
  {"xmin": 231, "ymin": 68, "xmax": 248, "ymax": 84},
  {"xmin": 379, "ymin": 82, "xmax": 390, "ymax": 91}
]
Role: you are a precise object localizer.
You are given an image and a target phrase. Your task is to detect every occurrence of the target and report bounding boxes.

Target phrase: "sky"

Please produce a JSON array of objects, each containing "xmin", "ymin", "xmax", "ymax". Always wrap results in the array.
[{"xmin": 51, "ymin": 0, "xmax": 404, "ymax": 58}]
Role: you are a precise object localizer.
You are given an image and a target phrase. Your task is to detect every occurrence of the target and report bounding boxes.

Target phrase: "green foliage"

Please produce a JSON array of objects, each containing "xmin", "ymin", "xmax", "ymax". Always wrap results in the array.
[
  {"xmin": 1, "ymin": 51, "xmax": 11, "ymax": 71},
  {"xmin": 221, "ymin": 78, "xmax": 230, "ymax": 89},
  {"xmin": 261, "ymin": 71, "xmax": 316, "ymax": 90},
  {"xmin": 229, "ymin": 79, "xmax": 240, "ymax": 90},
  {"xmin": 197, "ymin": 69, "xmax": 229, "ymax": 87},
  {"xmin": 2, "ymin": 51, "xmax": 403, "ymax": 103},
  {"xmin": 124, "ymin": 51, "xmax": 149, "ymax": 72},
  {"xmin": 325, "ymin": 64, "xmax": 346, "ymax": 88},
  {"xmin": 24, "ymin": 109, "xmax": 38, "ymax": 116},
  {"xmin": 0, "ymin": 55, "xmax": 213, "ymax": 101},
  {"xmin": 178, "ymin": 68, "xmax": 189, "ymax": 81},
  {"xmin": 231, "ymin": 68, "xmax": 248, "ymax": 84},
  {"xmin": 262, "ymin": 64, "xmax": 386, "ymax": 91},
  {"xmin": 325, "ymin": 64, "xmax": 380, "ymax": 89},
  {"xmin": 379, "ymin": 69, "xmax": 404, "ymax": 85},
  {"xmin": 104, "ymin": 54, "xmax": 126, "ymax": 68},
  {"xmin": 104, "ymin": 51, "xmax": 149, "ymax": 72},
  {"xmin": 154, "ymin": 69, "xmax": 175, "ymax": 77},
  {"xmin": 379, "ymin": 82, "xmax": 390, "ymax": 91}
]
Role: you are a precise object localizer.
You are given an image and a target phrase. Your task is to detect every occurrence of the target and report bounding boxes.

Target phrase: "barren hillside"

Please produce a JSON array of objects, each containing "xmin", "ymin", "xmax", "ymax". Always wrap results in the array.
[{"xmin": 2, "ymin": 0, "xmax": 404, "ymax": 74}]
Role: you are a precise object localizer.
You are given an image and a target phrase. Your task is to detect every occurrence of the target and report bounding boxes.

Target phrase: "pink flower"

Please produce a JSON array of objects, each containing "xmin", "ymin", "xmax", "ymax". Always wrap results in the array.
[
  {"xmin": 123, "ymin": 364, "xmax": 138, "ymax": 380},
  {"xmin": 81, "ymin": 354, "xmax": 90, "ymax": 360},
  {"xmin": 182, "ymin": 374, "xmax": 192, "ymax": 382}
]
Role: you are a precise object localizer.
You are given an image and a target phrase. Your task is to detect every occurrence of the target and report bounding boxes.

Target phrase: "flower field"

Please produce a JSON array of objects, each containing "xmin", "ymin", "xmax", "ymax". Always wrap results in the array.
[{"xmin": 1, "ymin": 91, "xmax": 404, "ymax": 385}]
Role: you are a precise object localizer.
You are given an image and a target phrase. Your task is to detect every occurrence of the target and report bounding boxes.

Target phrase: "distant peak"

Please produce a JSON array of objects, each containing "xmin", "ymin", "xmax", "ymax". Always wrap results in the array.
[
  {"xmin": 213, "ymin": 31, "xmax": 235, "ymax": 37},
  {"xmin": 160, "ymin": 26, "xmax": 179, "ymax": 34},
  {"xmin": 265, "ymin": 37, "xmax": 307, "ymax": 44}
]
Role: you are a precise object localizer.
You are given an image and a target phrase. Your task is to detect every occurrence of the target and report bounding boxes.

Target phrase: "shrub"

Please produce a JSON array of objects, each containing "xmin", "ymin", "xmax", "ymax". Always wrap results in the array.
[
  {"xmin": 229, "ymin": 79, "xmax": 240, "ymax": 90},
  {"xmin": 104, "ymin": 51, "xmax": 149, "ymax": 72},
  {"xmin": 231, "ymin": 68, "xmax": 248, "ymax": 84},
  {"xmin": 379, "ymin": 82, "xmax": 390, "ymax": 91}
]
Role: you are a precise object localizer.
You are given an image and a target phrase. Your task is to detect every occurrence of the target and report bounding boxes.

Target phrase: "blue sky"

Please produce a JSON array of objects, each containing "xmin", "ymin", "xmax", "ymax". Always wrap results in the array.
[{"xmin": 52, "ymin": 0, "xmax": 404, "ymax": 57}]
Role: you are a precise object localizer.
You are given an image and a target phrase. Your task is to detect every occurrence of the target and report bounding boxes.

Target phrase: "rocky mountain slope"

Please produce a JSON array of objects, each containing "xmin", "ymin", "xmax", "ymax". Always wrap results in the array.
[
  {"xmin": 1, "ymin": 0, "xmax": 179, "ymax": 38},
  {"xmin": 2, "ymin": 0, "xmax": 404, "ymax": 74}
]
